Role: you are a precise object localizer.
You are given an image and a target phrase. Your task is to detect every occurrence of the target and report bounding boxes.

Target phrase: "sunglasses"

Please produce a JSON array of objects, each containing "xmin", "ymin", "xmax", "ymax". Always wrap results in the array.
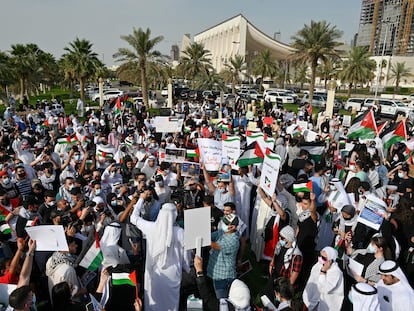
[{"xmin": 320, "ymin": 255, "xmax": 328, "ymax": 261}]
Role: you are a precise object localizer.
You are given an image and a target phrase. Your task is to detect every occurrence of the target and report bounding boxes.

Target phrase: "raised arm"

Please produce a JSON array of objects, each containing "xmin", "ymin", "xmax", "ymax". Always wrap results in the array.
[{"xmin": 17, "ymin": 239, "xmax": 36, "ymax": 288}]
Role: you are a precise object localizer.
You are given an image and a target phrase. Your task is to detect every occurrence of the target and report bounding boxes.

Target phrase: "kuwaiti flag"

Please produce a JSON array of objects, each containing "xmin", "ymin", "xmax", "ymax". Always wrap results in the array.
[
  {"xmin": 293, "ymin": 181, "xmax": 313, "ymax": 193},
  {"xmin": 78, "ymin": 231, "xmax": 103, "ymax": 271},
  {"xmin": 347, "ymin": 109, "xmax": 377, "ymax": 140},
  {"xmin": 381, "ymin": 119, "xmax": 407, "ymax": 150},
  {"xmin": 112, "ymin": 271, "xmax": 136, "ymax": 286},
  {"xmin": 300, "ymin": 142, "xmax": 326, "ymax": 163},
  {"xmin": 236, "ymin": 142, "xmax": 264, "ymax": 167}
]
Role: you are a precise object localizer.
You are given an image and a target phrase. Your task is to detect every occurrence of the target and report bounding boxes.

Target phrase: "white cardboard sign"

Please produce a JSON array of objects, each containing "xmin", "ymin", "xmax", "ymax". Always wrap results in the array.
[
  {"xmin": 197, "ymin": 138, "xmax": 222, "ymax": 171},
  {"xmin": 184, "ymin": 208, "xmax": 211, "ymax": 254},
  {"xmin": 25, "ymin": 225, "xmax": 69, "ymax": 251}
]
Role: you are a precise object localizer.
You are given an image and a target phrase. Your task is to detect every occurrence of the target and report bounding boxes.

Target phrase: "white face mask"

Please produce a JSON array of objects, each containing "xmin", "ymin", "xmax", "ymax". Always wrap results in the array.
[
  {"xmin": 95, "ymin": 189, "xmax": 101, "ymax": 195},
  {"xmin": 110, "ymin": 172, "xmax": 116, "ymax": 177},
  {"xmin": 398, "ymin": 172, "xmax": 404, "ymax": 178},
  {"xmin": 393, "ymin": 156, "xmax": 399, "ymax": 162},
  {"xmin": 330, "ymin": 185, "xmax": 336, "ymax": 191},
  {"xmin": 2, "ymin": 178, "xmax": 10, "ymax": 185},
  {"xmin": 68, "ymin": 184, "xmax": 74, "ymax": 191},
  {"xmin": 295, "ymin": 204, "xmax": 303, "ymax": 216}
]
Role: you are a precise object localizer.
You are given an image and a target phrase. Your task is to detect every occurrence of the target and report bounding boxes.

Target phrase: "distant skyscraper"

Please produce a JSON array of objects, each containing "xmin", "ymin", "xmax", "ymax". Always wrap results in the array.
[
  {"xmin": 170, "ymin": 44, "xmax": 179, "ymax": 61},
  {"xmin": 356, "ymin": 0, "xmax": 414, "ymax": 56}
]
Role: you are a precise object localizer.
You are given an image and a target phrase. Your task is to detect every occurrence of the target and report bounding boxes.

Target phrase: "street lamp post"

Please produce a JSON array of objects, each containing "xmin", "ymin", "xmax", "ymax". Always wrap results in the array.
[{"xmin": 374, "ymin": 21, "xmax": 390, "ymax": 99}]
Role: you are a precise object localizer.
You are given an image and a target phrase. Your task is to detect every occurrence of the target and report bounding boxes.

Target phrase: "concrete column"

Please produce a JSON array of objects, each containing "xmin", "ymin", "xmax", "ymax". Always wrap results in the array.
[{"xmin": 326, "ymin": 80, "xmax": 336, "ymax": 118}]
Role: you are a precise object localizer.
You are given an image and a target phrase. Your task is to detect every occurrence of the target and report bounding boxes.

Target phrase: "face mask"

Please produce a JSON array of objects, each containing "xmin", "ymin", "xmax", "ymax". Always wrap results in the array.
[
  {"xmin": 221, "ymin": 224, "xmax": 229, "ymax": 232},
  {"xmin": 2, "ymin": 178, "xmax": 10, "ymax": 185},
  {"xmin": 358, "ymin": 190, "xmax": 364, "ymax": 195},
  {"xmin": 330, "ymin": 185, "xmax": 336, "ymax": 191},
  {"xmin": 295, "ymin": 204, "xmax": 304, "ymax": 216},
  {"xmin": 156, "ymin": 181, "xmax": 164, "ymax": 187},
  {"xmin": 325, "ymin": 173, "xmax": 331, "ymax": 177},
  {"xmin": 110, "ymin": 172, "xmax": 116, "ymax": 177},
  {"xmin": 367, "ymin": 243, "xmax": 377, "ymax": 254},
  {"xmin": 164, "ymin": 169, "xmax": 170, "ymax": 174},
  {"xmin": 95, "ymin": 189, "xmax": 101, "ymax": 195},
  {"xmin": 84, "ymin": 225, "xmax": 93, "ymax": 233},
  {"xmin": 393, "ymin": 156, "xmax": 399, "ymax": 162},
  {"xmin": 218, "ymin": 188, "xmax": 225, "ymax": 194},
  {"xmin": 48, "ymin": 200, "xmax": 56, "ymax": 206},
  {"xmin": 348, "ymin": 291, "xmax": 353, "ymax": 304},
  {"xmin": 68, "ymin": 184, "xmax": 74, "ymax": 191},
  {"xmin": 140, "ymin": 148, "xmax": 146, "ymax": 153},
  {"xmin": 349, "ymin": 165, "xmax": 355, "ymax": 171},
  {"xmin": 18, "ymin": 173, "xmax": 26, "ymax": 178},
  {"xmin": 398, "ymin": 172, "xmax": 404, "ymax": 178},
  {"xmin": 111, "ymin": 200, "xmax": 117, "ymax": 207},
  {"xmin": 279, "ymin": 240, "xmax": 287, "ymax": 248},
  {"xmin": 318, "ymin": 256, "xmax": 327, "ymax": 265}
]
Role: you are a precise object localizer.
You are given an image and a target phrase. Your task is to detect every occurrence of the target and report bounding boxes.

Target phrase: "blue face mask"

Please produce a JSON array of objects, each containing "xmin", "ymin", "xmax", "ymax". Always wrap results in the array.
[
  {"xmin": 111, "ymin": 200, "xmax": 117, "ymax": 207},
  {"xmin": 367, "ymin": 243, "xmax": 377, "ymax": 254},
  {"xmin": 221, "ymin": 224, "xmax": 229, "ymax": 232},
  {"xmin": 279, "ymin": 240, "xmax": 287, "ymax": 248},
  {"xmin": 218, "ymin": 188, "xmax": 225, "ymax": 194},
  {"xmin": 348, "ymin": 291, "xmax": 353, "ymax": 304}
]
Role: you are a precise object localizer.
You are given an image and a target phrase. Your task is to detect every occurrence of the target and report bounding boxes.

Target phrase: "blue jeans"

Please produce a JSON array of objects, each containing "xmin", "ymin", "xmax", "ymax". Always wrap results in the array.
[{"xmin": 213, "ymin": 278, "xmax": 233, "ymax": 299}]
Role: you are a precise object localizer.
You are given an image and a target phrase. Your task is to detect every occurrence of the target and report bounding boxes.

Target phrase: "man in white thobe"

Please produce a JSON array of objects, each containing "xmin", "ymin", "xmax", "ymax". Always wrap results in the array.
[{"xmin": 130, "ymin": 198, "xmax": 190, "ymax": 311}]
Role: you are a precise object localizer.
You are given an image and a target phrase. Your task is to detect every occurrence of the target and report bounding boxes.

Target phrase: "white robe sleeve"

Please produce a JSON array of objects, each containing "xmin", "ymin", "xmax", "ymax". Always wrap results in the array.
[{"xmin": 130, "ymin": 198, "xmax": 153, "ymax": 234}]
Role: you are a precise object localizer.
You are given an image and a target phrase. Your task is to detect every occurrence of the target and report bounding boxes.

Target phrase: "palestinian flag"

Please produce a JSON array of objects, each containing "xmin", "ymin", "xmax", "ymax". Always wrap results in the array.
[
  {"xmin": 293, "ymin": 181, "xmax": 313, "ymax": 193},
  {"xmin": 41, "ymin": 120, "xmax": 49, "ymax": 129},
  {"xmin": 236, "ymin": 142, "xmax": 264, "ymax": 167},
  {"xmin": 300, "ymin": 142, "xmax": 325, "ymax": 163},
  {"xmin": 0, "ymin": 223, "xmax": 11, "ymax": 235},
  {"xmin": 112, "ymin": 272, "xmax": 136, "ymax": 286},
  {"xmin": 114, "ymin": 97, "xmax": 122, "ymax": 116},
  {"xmin": 186, "ymin": 149, "xmax": 197, "ymax": 158},
  {"xmin": 347, "ymin": 109, "xmax": 377, "ymax": 140},
  {"xmin": 183, "ymin": 126, "xmax": 192, "ymax": 133},
  {"xmin": 377, "ymin": 121, "xmax": 388, "ymax": 136},
  {"xmin": 0, "ymin": 206, "xmax": 10, "ymax": 221},
  {"xmin": 97, "ymin": 151, "xmax": 114, "ymax": 159},
  {"xmin": 216, "ymin": 120, "xmax": 231, "ymax": 131},
  {"xmin": 403, "ymin": 145, "xmax": 413, "ymax": 163},
  {"xmin": 381, "ymin": 120, "xmax": 407, "ymax": 150},
  {"xmin": 78, "ymin": 231, "xmax": 103, "ymax": 271}
]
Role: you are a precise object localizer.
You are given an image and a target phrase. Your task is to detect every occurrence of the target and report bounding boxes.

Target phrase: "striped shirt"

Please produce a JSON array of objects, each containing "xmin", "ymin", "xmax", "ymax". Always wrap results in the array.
[{"xmin": 14, "ymin": 178, "xmax": 32, "ymax": 196}]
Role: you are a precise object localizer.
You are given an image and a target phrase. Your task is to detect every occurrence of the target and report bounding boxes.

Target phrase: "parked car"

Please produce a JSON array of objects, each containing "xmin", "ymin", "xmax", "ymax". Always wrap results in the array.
[
  {"xmin": 119, "ymin": 80, "xmax": 133, "ymax": 87},
  {"xmin": 189, "ymin": 90, "xmax": 203, "ymax": 101},
  {"xmin": 345, "ymin": 98, "xmax": 365, "ymax": 111},
  {"xmin": 265, "ymin": 91, "xmax": 295, "ymax": 104},
  {"xmin": 161, "ymin": 87, "xmax": 168, "ymax": 97},
  {"xmin": 92, "ymin": 89, "xmax": 123, "ymax": 102},
  {"xmin": 301, "ymin": 94, "xmax": 326, "ymax": 107},
  {"xmin": 362, "ymin": 98, "xmax": 413, "ymax": 118}
]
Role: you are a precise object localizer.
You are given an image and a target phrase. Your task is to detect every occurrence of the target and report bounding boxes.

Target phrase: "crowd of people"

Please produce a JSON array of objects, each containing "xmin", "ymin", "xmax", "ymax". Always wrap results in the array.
[{"xmin": 0, "ymin": 95, "xmax": 413, "ymax": 311}]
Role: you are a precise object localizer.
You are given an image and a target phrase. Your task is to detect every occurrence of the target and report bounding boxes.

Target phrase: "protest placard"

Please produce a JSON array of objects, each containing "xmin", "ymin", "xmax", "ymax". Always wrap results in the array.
[
  {"xmin": 222, "ymin": 136, "xmax": 241, "ymax": 169},
  {"xmin": 357, "ymin": 194, "xmax": 387, "ymax": 230},
  {"xmin": 259, "ymin": 149, "xmax": 281, "ymax": 197},
  {"xmin": 196, "ymin": 138, "xmax": 222, "ymax": 171},
  {"xmin": 159, "ymin": 147, "xmax": 186, "ymax": 163},
  {"xmin": 25, "ymin": 225, "xmax": 69, "ymax": 251},
  {"xmin": 184, "ymin": 208, "xmax": 211, "ymax": 256},
  {"xmin": 343, "ymin": 115, "xmax": 352, "ymax": 127},
  {"xmin": 153, "ymin": 116, "xmax": 183, "ymax": 133},
  {"xmin": 181, "ymin": 162, "xmax": 200, "ymax": 178}
]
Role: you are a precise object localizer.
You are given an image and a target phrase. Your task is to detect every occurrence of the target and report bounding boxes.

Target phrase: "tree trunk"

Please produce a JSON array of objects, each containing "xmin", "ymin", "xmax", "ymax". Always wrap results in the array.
[
  {"xmin": 19, "ymin": 77, "xmax": 24, "ymax": 104},
  {"xmin": 79, "ymin": 79, "xmax": 85, "ymax": 101},
  {"xmin": 347, "ymin": 82, "xmax": 352, "ymax": 98},
  {"xmin": 309, "ymin": 60, "xmax": 318, "ymax": 104},
  {"xmin": 141, "ymin": 59, "xmax": 149, "ymax": 108}
]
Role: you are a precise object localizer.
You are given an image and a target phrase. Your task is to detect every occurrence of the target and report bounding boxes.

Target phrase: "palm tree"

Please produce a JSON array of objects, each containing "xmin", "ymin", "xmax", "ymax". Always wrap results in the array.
[
  {"xmin": 316, "ymin": 58, "xmax": 340, "ymax": 89},
  {"xmin": 388, "ymin": 61, "xmax": 413, "ymax": 94},
  {"xmin": 252, "ymin": 49, "xmax": 278, "ymax": 91},
  {"xmin": 195, "ymin": 70, "xmax": 225, "ymax": 91},
  {"xmin": 63, "ymin": 38, "xmax": 101, "ymax": 101},
  {"xmin": 223, "ymin": 55, "xmax": 246, "ymax": 94},
  {"xmin": 291, "ymin": 20, "xmax": 343, "ymax": 103},
  {"xmin": 179, "ymin": 42, "xmax": 212, "ymax": 88},
  {"xmin": 114, "ymin": 27, "xmax": 163, "ymax": 107},
  {"xmin": 339, "ymin": 46, "xmax": 376, "ymax": 97},
  {"xmin": 0, "ymin": 51, "xmax": 15, "ymax": 98},
  {"xmin": 9, "ymin": 43, "xmax": 41, "ymax": 102}
]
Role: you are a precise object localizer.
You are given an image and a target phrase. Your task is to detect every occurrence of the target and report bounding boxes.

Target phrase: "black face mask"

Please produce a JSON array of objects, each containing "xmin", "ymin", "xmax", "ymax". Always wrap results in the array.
[
  {"xmin": 18, "ymin": 173, "xmax": 26, "ymax": 178},
  {"xmin": 1, "ymin": 198, "xmax": 9, "ymax": 206},
  {"xmin": 295, "ymin": 196, "xmax": 303, "ymax": 203},
  {"xmin": 145, "ymin": 196, "xmax": 152, "ymax": 202}
]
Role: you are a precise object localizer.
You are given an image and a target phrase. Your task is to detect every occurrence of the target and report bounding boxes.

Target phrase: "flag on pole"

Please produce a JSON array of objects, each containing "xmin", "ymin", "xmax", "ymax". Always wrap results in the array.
[
  {"xmin": 293, "ymin": 181, "xmax": 313, "ymax": 193},
  {"xmin": 78, "ymin": 231, "xmax": 103, "ymax": 271},
  {"xmin": 112, "ymin": 272, "xmax": 136, "ymax": 286},
  {"xmin": 347, "ymin": 109, "xmax": 378, "ymax": 140},
  {"xmin": 376, "ymin": 121, "xmax": 388, "ymax": 136},
  {"xmin": 381, "ymin": 120, "xmax": 407, "ymax": 150},
  {"xmin": 114, "ymin": 97, "xmax": 122, "ymax": 116},
  {"xmin": 300, "ymin": 142, "xmax": 326, "ymax": 163},
  {"xmin": 236, "ymin": 142, "xmax": 264, "ymax": 167}
]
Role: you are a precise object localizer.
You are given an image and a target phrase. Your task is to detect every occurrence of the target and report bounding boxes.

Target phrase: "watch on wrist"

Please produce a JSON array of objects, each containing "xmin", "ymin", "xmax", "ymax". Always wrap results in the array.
[{"xmin": 196, "ymin": 271, "xmax": 204, "ymax": 277}]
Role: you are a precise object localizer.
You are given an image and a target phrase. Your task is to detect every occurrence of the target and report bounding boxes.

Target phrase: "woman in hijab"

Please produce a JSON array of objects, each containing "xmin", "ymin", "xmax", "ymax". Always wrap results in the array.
[{"xmin": 303, "ymin": 246, "xmax": 344, "ymax": 311}]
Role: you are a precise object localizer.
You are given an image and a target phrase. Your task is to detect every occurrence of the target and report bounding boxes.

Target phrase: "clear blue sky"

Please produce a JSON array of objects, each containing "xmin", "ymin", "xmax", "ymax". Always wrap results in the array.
[{"xmin": 1, "ymin": 0, "xmax": 362, "ymax": 66}]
